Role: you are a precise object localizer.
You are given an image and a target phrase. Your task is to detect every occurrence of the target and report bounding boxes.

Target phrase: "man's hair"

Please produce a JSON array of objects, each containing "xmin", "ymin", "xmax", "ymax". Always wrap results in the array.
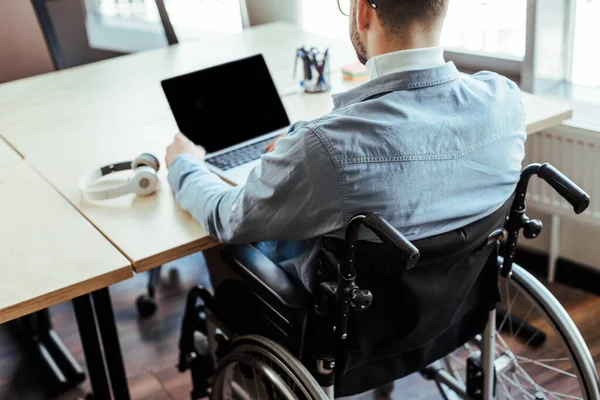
[{"xmin": 373, "ymin": 0, "xmax": 447, "ymax": 31}]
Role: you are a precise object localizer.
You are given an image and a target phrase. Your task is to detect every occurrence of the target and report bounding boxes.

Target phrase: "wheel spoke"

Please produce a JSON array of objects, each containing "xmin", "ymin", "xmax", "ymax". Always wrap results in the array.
[
  {"xmin": 449, "ymin": 352, "xmax": 465, "ymax": 367},
  {"xmin": 253, "ymin": 368, "xmax": 260, "ymax": 398},
  {"xmin": 497, "ymin": 334, "xmax": 566, "ymax": 400},
  {"xmin": 512, "ymin": 304, "xmax": 536, "ymax": 341},
  {"xmin": 546, "ymin": 391, "xmax": 583, "ymax": 400},
  {"xmin": 500, "ymin": 280, "xmax": 520, "ymax": 338},
  {"xmin": 443, "ymin": 356, "xmax": 462, "ymax": 381},
  {"xmin": 496, "ymin": 331, "xmax": 514, "ymax": 358},
  {"xmin": 515, "ymin": 319, "xmax": 549, "ymax": 358},
  {"xmin": 515, "ymin": 366, "xmax": 546, "ymax": 395},
  {"xmin": 238, "ymin": 363, "xmax": 251, "ymax": 397},
  {"xmin": 445, "ymin": 277, "xmax": 590, "ymax": 400},
  {"xmin": 498, "ymin": 374, "xmax": 514, "ymax": 398},
  {"xmin": 515, "ymin": 356, "xmax": 577, "ymax": 378},
  {"xmin": 509, "ymin": 371, "xmax": 536, "ymax": 399}
]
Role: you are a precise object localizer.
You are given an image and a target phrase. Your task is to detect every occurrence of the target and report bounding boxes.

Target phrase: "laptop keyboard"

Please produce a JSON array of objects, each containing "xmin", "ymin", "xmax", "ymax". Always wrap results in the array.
[{"xmin": 206, "ymin": 137, "xmax": 275, "ymax": 171}]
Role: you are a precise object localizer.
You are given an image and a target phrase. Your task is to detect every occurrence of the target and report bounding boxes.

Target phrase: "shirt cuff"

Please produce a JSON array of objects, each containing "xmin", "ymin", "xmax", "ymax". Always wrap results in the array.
[{"xmin": 167, "ymin": 154, "xmax": 211, "ymax": 192}]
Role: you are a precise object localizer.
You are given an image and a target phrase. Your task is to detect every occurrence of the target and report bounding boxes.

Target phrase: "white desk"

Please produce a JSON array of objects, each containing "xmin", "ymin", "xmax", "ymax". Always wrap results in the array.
[
  {"xmin": 0, "ymin": 138, "xmax": 134, "ymax": 398},
  {"xmin": 0, "ymin": 23, "xmax": 573, "ymax": 274},
  {"xmin": 0, "ymin": 139, "xmax": 131, "ymax": 324},
  {"xmin": 0, "ymin": 23, "xmax": 353, "ymax": 141}
]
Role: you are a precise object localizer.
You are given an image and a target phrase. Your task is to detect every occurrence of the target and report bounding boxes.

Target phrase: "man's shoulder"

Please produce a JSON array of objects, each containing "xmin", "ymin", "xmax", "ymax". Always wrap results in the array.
[
  {"xmin": 468, "ymin": 70, "xmax": 521, "ymax": 93},
  {"xmin": 288, "ymin": 113, "xmax": 341, "ymax": 139}
]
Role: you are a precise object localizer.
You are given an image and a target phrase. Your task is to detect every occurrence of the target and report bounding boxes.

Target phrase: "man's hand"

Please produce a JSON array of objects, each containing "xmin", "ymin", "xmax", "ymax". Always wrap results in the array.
[
  {"xmin": 265, "ymin": 133, "xmax": 287, "ymax": 153},
  {"xmin": 166, "ymin": 133, "xmax": 206, "ymax": 168}
]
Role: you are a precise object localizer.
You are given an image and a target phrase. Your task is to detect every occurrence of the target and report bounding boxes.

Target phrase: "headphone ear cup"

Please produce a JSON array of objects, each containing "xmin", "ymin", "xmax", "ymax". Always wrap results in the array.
[
  {"xmin": 131, "ymin": 166, "xmax": 159, "ymax": 196},
  {"xmin": 132, "ymin": 153, "xmax": 160, "ymax": 172}
]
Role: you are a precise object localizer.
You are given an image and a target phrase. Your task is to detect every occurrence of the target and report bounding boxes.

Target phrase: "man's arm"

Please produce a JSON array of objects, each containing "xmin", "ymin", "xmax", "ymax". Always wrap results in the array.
[{"xmin": 167, "ymin": 128, "xmax": 343, "ymax": 244}]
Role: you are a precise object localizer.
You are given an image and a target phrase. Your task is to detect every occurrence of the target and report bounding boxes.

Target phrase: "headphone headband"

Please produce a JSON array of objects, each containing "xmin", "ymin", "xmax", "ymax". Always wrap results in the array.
[{"xmin": 100, "ymin": 161, "xmax": 132, "ymax": 176}]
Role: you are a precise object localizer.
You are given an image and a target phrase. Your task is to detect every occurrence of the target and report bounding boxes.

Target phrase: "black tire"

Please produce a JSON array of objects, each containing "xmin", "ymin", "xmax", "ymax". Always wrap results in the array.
[{"xmin": 212, "ymin": 335, "xmax": 328, "ymax": 400}]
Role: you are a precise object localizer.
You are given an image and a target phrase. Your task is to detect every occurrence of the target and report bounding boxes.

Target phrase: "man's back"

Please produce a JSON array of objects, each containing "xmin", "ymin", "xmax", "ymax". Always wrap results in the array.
[{"xmin": 295, "ymin": 61, "xmax": 526, "ymax": 241}]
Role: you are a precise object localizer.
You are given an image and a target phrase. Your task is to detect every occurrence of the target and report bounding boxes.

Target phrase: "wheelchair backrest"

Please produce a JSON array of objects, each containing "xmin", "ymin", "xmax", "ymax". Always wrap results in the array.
[{"xmin": 318, "ymin": 197, "xmax": 513, "ymax": 396}]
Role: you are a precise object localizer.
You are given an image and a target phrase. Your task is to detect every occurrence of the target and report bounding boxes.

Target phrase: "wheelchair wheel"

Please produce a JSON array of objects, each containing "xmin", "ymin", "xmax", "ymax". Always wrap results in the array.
[
  {"xmin": 212, "ymin": 335, "xmax": 328, "ymax": 400},
  {"xmin": 443, "ymin": 264, "xmax": 600, "ymax": 400}
]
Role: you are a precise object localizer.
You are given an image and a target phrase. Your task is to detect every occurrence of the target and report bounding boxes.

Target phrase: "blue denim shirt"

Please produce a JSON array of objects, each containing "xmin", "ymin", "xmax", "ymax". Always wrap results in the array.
[{"xmin": 168, "ymin": 62, "xmax": 526, "ymax": 291}]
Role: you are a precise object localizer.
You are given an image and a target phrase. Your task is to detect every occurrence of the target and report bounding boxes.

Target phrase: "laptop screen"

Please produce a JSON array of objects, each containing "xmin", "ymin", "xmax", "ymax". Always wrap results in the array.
[{"xmin": 161, "ymin": 54, "xmax": 290, "ymax": 154}]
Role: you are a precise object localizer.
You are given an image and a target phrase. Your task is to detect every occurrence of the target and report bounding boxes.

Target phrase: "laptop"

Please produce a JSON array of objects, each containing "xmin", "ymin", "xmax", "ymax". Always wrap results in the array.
[{"xmin": 161, "ymin": 54, "xmax": 291, "ymax": 185}]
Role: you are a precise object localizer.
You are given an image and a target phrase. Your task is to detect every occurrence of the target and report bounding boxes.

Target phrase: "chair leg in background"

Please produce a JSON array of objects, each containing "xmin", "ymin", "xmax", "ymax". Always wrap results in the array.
[{"xmin": 136, "ymin": 265, "xmax": 163, "ymax": 318}]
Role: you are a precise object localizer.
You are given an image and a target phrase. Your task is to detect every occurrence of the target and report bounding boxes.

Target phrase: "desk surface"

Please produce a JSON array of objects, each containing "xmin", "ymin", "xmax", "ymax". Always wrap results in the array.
[
  {"xmin": 0, "ymin": 143, "xmax": 131, "ymax": 323},
  {"xmin": 0, "ymin": 23, "xmax": 573, "ymax": 273}
]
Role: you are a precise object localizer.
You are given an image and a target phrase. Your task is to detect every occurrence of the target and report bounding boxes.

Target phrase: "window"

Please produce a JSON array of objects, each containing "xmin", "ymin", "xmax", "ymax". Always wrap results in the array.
[
  {"xmin": 302, "ymin": 0, "xmax": 349, "ymax": 41},
  {"xmin": 302, "ymin": 0, "xmax": 600, "ymax": 127},
  {"xmin": 302, "ymin": 0, "xmax": 526, "ymax": 78},
  {"xmin": 441, "ymin": 0, "xmax": 527, "ymax": 59},
  {"xmin": 571, "ymin": 0, "xmax": 600, "ymax": 88},
  {"xmin": 85, "ymin": 0, "xmax": 243, "ymax": 52},
  {"xmin": 302, "ymin": 0, "xmax": 528, "ymax": 59},
  {"xmin": 533, "ymin": 0, "xmax": 600, "ymax": 127}
]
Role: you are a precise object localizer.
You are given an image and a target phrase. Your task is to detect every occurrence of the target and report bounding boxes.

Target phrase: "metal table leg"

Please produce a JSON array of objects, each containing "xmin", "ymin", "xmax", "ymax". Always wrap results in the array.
[
  {"xmin": 92, "ymin": 287, "xmax": 131, "ymax": 400},
  {"xmin": 72, "ymin": 294, "xmax": 111, "ymax": 400}
]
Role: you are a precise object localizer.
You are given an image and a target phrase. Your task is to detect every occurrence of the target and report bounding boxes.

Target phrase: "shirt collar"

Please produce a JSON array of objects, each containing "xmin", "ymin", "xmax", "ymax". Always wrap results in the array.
[
  {"xmin": 366, "ymin": 46, "xmax": 446, "ymax": 80},
  {"xmin": 333, "ymin": 61, "xmax": 460, "ymax": 110}
]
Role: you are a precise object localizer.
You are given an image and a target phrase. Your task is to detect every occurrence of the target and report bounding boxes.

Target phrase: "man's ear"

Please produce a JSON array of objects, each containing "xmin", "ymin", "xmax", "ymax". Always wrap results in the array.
[{"xmin": 356, "ymin": 0, "xmax": 372, "ymax": 32}]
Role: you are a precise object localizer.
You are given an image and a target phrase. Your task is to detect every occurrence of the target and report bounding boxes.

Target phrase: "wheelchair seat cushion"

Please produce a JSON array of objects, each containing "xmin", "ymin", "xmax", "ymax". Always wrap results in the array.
[{"xmin": 318, "ymin": 200, "xmax": 512, "ymax": 396}]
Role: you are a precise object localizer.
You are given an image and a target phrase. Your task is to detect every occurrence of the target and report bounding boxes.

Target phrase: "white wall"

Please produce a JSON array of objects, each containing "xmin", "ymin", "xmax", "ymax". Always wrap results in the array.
[
  {"xmin": 521, "ymin": 208, "xmax": 600, "ymax": 272},
  {"xmin": 0, "ymin": 0, "xmax": 55, "ymax": 83},
  {"xmin": 241, "ymin": 0, "xmax": 303, "ymax": 27}
]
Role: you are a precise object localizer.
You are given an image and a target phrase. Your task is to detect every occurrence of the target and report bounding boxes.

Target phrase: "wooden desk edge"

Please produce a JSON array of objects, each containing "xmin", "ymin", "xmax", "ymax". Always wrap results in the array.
[
  {"xmin": 0, "ymin": 134, "xmax": 24, "ymax": 158},
  {"xmin": 133, "ymin": 236, "xmax": 222, "ymax": 273},
  {"xmin": 0, "ymin": 265, "xmax": 133, "ymax": 325},
  {"xmin": 526, "ymin": 109, "xmax": 573, "ymax": 135}
]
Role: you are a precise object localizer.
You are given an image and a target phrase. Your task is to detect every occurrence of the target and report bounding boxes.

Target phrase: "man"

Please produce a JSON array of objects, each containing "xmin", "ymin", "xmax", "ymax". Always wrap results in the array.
[{"xmin": 166, "ymin": 0, "xmax": 526, "ymax": 291}]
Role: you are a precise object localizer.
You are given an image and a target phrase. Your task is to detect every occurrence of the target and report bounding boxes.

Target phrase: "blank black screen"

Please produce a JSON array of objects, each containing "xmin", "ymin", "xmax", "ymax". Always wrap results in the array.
[{"xmin": 161, "ymin": 54, "xmax": 290, "ymax": 153}]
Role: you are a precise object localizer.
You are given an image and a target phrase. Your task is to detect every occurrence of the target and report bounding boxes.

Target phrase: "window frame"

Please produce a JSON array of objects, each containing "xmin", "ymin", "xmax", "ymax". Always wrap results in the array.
[{"xmin": 442, "ymin": 0, "xmax": 581, "ymax": 94}]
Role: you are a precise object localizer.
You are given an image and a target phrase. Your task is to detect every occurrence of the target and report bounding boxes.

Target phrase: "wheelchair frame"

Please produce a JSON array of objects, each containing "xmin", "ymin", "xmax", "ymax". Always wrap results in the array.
[{"xmin": 178, "ymin": 164, "xmax": 599, "ymax": 400}]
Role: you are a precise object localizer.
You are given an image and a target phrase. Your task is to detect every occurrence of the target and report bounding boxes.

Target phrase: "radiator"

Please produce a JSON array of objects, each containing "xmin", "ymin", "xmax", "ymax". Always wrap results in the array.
[{"xmin": 522, "ymin": 125, "xmax": 600, "ymax": 280}]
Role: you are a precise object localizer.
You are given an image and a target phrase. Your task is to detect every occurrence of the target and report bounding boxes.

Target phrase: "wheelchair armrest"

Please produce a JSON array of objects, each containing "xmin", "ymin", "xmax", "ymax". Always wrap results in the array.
[{"xmin": 220, "ymin": 244, "xmax": 310, "ymax": 309}]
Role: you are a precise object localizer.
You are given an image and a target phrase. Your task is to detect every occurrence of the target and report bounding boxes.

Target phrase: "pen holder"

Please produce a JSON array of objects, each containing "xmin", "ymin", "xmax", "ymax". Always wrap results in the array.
[{"xmin": 295, "ymin": 47, "xmax": 331, "ymax": 94}]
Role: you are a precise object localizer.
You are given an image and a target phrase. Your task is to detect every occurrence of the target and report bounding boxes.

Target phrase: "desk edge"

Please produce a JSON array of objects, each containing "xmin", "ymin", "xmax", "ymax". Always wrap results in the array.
[
  {"xmin": 133, "ymin": 236, "xmax": 221, "ymax": 273},
  {"xmin": 0, "ymin": 265, "xmax": 133, "ymax": 324}
]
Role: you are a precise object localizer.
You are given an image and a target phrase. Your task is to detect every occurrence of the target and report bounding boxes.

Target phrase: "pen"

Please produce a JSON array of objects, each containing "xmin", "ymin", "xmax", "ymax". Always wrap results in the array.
[
  {"xmin": 294, "ymin": 47, "xmax": 312, "ymax": 81},
  {"xmin": 294, "ymin": 46, "xmax": 307, "ymax": 79},
  {"xmin": 303, "ymin": 50, "xmax": 312, "ymax": 81},
  {"xmin": 293, "ymin": 49, "xmax": 300, "ymax": 79},
  {"xmin": 317, "ymin": 48, "xmax": 329, "ymax": 90}
]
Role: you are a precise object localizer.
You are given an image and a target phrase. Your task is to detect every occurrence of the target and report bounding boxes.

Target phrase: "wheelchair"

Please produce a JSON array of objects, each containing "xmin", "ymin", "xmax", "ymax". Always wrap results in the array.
[{"xmin": 177, "ymin": 163, "xmax": 600, "ymax": 400}]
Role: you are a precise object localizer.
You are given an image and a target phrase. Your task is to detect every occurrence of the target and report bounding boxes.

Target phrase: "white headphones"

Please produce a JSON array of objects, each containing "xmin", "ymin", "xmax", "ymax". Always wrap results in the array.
[{"xmin": 79, "ymin": 153, "xmax": 160, "ymax": 201}]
